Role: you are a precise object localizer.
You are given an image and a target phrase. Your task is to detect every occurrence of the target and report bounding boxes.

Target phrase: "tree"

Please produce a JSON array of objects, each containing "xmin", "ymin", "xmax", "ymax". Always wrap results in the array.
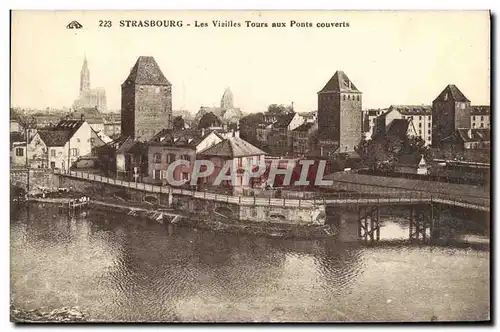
[
  {"xmin": 172, "ymin": 116, "xmax": 185, "ymax": 131},
  {"xmin": 239, "ymin": 112, "xmax": 265, "ymax": 145},
  {"xmin": 267, "ymin": 104, "xmax": 293, "ymax": 115},
  {"xmin": 197, "ymin": 112, "xmax": 222, "ymax": 129}
]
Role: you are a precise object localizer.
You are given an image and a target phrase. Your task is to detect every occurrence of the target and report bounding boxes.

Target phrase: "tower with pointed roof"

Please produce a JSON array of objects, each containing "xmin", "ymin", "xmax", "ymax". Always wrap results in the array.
[
  {"xmin": 80, "ymin": 56, "xmax": 90, "ymax": 92},
  {"xmin": 220, "ymin": 87, "xmax": 234, "ymax": 110},
  {"xmin": 431, "ymin": 84, "xmax": 471, "ymax": 147},
  {"xmin": 317, "ymin": 70, "xmax": 362, "ymax": 153},
  {"xmin": 121, "ymin": 56, "xmax": 173, "ymax": 141}
]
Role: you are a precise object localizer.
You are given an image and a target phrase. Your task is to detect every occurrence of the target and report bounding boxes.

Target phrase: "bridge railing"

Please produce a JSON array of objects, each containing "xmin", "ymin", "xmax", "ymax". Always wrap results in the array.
[{"xmin": 54, "ymin": 169, "xmax": 489, "ymax": 211}]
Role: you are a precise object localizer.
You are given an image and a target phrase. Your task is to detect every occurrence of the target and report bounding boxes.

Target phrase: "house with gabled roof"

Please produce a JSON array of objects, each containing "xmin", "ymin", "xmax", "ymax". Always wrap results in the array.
[
  {"xmin": 198, "ymin": 136, "xmax": 268, "ymax": 194},
  {"xmin": 147, "ymin": 129, "xmax": 199, "ymax": 185},
  {"xmin": 37, "ymin": 119, "xmax": 105, "ymax": 171}
]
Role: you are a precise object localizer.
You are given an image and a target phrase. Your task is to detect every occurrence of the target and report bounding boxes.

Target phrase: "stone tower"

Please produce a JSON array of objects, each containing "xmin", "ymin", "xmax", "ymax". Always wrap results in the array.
[
  {"xmin": 80, "ymin": 56, "xmax": 90, "ymax": 92},
  {"xmin": 121, "ymin": 56, "xmax": 173, "ymax": 141},
  {"xmin": 431, "ymin": 84, "xmax": 471, "ymax": 147},
  {"xmin": 220, "ymin": 87, "xmax": 234, "ymax": 110},
  {"xmin": 317, "ymin": 70, "xmax": 362, "ymax": 153}
]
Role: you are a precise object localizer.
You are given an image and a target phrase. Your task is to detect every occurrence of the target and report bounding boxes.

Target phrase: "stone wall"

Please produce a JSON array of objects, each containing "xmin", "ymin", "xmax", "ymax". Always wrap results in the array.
[
  {"xmin": 56, "ymin": 175, "xmax": 325, "ymax": 226},
  {"xmin": 10, "ymin": 169, "xmax": 59, "ymax": 194}
]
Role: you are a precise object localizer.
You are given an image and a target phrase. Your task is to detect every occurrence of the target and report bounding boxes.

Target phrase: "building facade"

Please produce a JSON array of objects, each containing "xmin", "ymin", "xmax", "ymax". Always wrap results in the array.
[
  {"xmin": 38, "ymin": 120, "xmax": 104, "ymax": 171},
  {"xmin": 147, "ymin": 129, "xmax": 196, "ymax": 185},
  {"xmin": 470, "ymin": 106, "xmax": 490, "ymax": 129},
  {"xmin": 198, "ymin": 136, "xmax": 267, "ymax": 195},
  {"xmin": 121, "ymin": 56, "xmax": 173, "ymax": 141},
  {"xmin": 317, "ymin": 70, "xmax": 362, "ymax": 154}
]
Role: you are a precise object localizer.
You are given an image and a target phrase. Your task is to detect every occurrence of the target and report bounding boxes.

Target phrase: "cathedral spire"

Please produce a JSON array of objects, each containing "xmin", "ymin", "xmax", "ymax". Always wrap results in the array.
[{"xmin": 80, "ymin": 55, "xmax": 90, "ymax": 92}]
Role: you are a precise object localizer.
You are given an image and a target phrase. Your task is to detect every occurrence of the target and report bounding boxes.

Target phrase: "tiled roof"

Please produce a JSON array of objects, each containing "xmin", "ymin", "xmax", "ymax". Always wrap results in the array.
[
  {"xmin": 292, "ymin": 122, "xmax": 314, "ymax": 132},
  {"xmin": 71, "ymin": 107, "xmax": 105, "ymax": 124},
  {"xmin": 199, "ymin": 136, "xmax": 267, "ymax": 158},
  {"xmin": 386, "ymin": 119, "xmax": 410, "ymax": 140},
  {"xmin": 442, "ymin": 128, "xmax": 490, "ymax": 143},
  {"xmin": 10, "ymin": 132, "xmax": 24, "ymax": 143},
  {"xmin": 433, "ymin": 84, "xmax": 470, "ymax": 103},
  {"xmin": 389, "ymin": 105, "xmax": 432, "ymax": 115},
  {"xmin": 149, "ymin": 129, "xmax": 198, "ymax": 147},
  {"xmin": 274, "ymin": 112, "xmax": 296, "ymax": 128},
  {"xmin": 38, "ymin": 129, "xmax": 73, "ymax": 147},
  {"xmin": 319, "ymin": 71, "xmax": 360, "ymax": 93},
  {"xmin": 36, "ymin": 120, "xmax": 85, "ymax": 146},
  {"xmin": 470, "ymin": 106, "xmax": 490, "ymax": 116},
  {"xmin": 122, "ymin": 56, "xmax": 171, "ymax": 86}
]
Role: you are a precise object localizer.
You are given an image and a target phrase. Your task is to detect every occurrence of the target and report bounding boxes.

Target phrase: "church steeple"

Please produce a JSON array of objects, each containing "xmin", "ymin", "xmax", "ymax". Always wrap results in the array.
[
  {"xmin": 221, "ymin": 87, "xmax": 234, "ymax": 110},
  {"xmin": 80, "ymin": 55, "xmax": 90, "ymax": 92}
]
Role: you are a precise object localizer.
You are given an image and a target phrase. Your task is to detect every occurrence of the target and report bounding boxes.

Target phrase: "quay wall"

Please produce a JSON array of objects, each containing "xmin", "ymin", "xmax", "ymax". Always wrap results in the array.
[{"xmin": 57, "ymin": 175, "xmax": 324, "ymax": 226}]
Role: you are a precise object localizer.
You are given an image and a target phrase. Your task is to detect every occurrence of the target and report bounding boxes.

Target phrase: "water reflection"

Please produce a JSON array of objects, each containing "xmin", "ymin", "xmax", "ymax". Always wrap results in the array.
[{"xmin": 10, "ymin": 203, "xmax": 489, "ymax": 322}]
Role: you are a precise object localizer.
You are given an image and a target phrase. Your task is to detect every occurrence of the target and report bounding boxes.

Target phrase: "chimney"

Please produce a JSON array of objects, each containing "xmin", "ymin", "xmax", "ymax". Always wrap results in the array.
[
  {"xmin": 81, "ymin": 114, "xmax": 85, "ymax": 121},
  {"xmin": 201, "ymin": 128, "xmax": 206, "ymax": 137},
  {"xmin": 65, "ymin": 114, "xmax": 70, "ymax": 120},
  {"xmin": 232, "ymin": 128, "xmax": 236, "ymax": 137},
  {"xmin": 467, "ymin": 128, "xmax": 472, "ymax": 139}
]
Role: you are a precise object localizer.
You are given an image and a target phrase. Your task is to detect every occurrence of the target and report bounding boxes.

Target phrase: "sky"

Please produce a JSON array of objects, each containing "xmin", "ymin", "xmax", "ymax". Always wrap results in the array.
[{"xmin": 11, "ymin": 10, "xmax": 490, "ymax": 113}]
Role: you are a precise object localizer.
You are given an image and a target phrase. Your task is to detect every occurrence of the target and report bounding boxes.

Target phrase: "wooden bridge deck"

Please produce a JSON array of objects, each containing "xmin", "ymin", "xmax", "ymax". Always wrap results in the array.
[{"xmin": 55, "ymin": 170, "xmax": 490, "ymax": 212}]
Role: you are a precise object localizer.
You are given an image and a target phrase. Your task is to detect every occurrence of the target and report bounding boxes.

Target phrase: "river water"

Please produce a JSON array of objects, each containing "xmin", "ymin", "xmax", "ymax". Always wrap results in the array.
[{"xmin": 10, "ymin": 203, "xmax": 490, "ymax": 322}]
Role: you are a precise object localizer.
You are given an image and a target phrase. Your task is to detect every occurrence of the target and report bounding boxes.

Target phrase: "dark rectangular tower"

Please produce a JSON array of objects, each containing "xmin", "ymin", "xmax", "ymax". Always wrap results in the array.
[
  {"xmin": 431, "ymin": 84, "xmax": 471, "ymax": 147},
  {"xmin": 317, "ymin": 71, "xmax": 362, "ymax": 153},
  {"xmin": 121, "ymin": 56, "xmax": 173, "ymax": 141}
]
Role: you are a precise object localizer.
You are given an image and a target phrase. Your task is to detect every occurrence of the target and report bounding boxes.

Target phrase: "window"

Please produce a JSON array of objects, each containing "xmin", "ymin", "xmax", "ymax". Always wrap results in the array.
[
  {"xmin": 167, "ymin": 153, "xmax": 176, "ymax": 163},
  {"xmin": 357, "ymin": 95, "xmax": 360, "ymax": 101},
  {"xmin": 473, "ymin": 123, "xmax": 476, "ymax": 128},
  {"xmin": 90, "ymin": 138, "xmax": 95, "ymax": 144},
  {"xmin": 51, "ymin": 149, "xmax": 56, "ymax": 157},
  {"xmin": 71, "ymin": 148, "xmax": 78, "ymax": 156},
  {"xmin": 418, "ymin": 130, "xmax": 422, "ymax": 135},
  {"xmin": 428, "ymin": 116, "xmax": 431, "ymax": 120},
  {"xmin": 428, "ymin": 130, "xmax": 431, "ymax": 134},
  {"xmin": 155, "ymin": 87, "xmax": 160, "ymax": 93},
  {"xmin": 180, "ymin": 154, "xmax": 190, "ymax": 161},
  {"xmin": 480, "ymin": 123, "xmax": 484, "ymax": 128},
  {"xmin": 77, "ymin": 138, "xmax": 80, "ymax": 143},
  {"xmin": 15, "ymin": 148, "xmax": 24, "ymax": 156},
  {"xmin": 154, "ymin": 169, "xmax": 161, "ymax": 179},
  {"xmin": 419, "ymin": 116, "xmax": 422, "ymax": 120},
  {"xmin": 481, "ymin": 116, "xmax": 484, "ymax": 121},
  {"xmin": 238, "ymin": 158, "xmax": 243, "ymax": 167},
  {"xmin": 343, "ymin": 95, "xmax": 346, "ymax": 101},
  {"xmin": 154, "ymin": 153, "xmax": 161, "ymax": 163},
  {"xmin": 460, "ymin": 103, "xmax": 466, "ymax": 109},
  {"xmin": 419, "ymin": 123, "xmax": 422, "ymax": 128},
  {"xmin": 473, "ymin": 116, "xmax": 476, "ymax": 121},
  {"xmin": 182, "ymin": 172, "xmax": 189, "ymax": 181},
  {"xmin": 347, "ymin": 95, "xmax": 351, "ymax": 100},
  {"xmin": 50, "ymin": 161, "xmax": 55, "ymax": 168}
]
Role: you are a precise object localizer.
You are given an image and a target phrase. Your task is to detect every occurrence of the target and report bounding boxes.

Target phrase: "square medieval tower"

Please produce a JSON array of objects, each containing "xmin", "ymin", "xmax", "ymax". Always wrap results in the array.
[
  {"xmin": 121, "ymin": 56, "xmax": 173, "ymax": 141},
  {"xmin": 431, "ymin": 84, "xmax": 471, "ymax": 147},
  {"xmin": 317, "ymin": 71, "xmax": 362, "ymax": 153}
]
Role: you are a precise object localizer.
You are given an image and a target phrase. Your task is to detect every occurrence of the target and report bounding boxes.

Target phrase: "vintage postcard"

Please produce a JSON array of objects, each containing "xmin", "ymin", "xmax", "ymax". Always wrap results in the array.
[{"xmin": 10, "ymin": 10, "xmax": 490, "ymax": 323}]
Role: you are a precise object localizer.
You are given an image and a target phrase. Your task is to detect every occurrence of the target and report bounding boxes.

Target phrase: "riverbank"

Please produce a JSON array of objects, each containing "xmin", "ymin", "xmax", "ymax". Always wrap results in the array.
[
  {"xmin": 10, "ymin": 304, "xmax": 87, "ymax": 323},
  {"xmin": 87, "ymin": 199, "xmax": 337, "ymax": 240}
]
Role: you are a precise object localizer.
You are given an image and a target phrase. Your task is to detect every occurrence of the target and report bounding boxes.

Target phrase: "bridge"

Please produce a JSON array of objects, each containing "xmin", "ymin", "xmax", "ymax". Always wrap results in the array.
[
  {"xmin": 13, "ymin": 169, "xmax": 489, "ymax": 242},
  {"xmin": 51, "ymin": 170, "xmax": 489, "ymax": 212}
]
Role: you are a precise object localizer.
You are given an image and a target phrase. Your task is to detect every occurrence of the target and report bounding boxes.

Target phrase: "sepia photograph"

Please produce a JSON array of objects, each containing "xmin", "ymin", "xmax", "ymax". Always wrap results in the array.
[{"xmin": 9, "ymin": 10, "xmax": 490, "ymax": 323}]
